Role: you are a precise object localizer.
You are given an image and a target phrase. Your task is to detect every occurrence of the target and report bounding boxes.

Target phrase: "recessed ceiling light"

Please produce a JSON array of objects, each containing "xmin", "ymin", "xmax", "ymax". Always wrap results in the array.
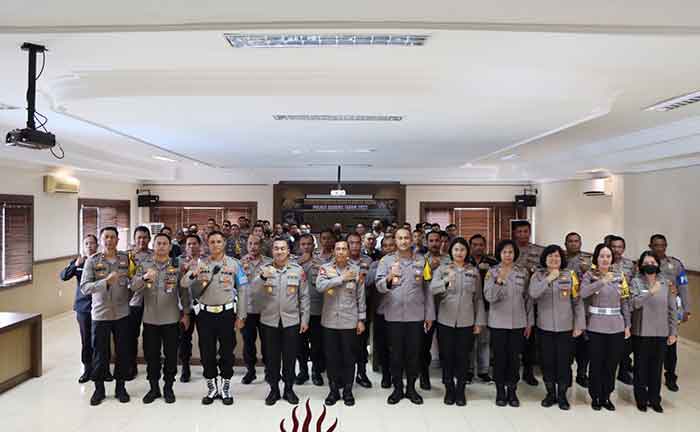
[
  {"xmin": 225, "ymin": 34, "xmax": 428, "ymax": 48},
  {"xmin": 0, "ymin": 102, "xmax": 20, "ymax": 110},
  {"xmin": 353, "ymin": 149, "xmax": 376, "ymax": 153},
  {"xmin": 307, "ymin": 163, "xmax": 372, "ymax": 167},
  {"xmin": 273, "ymin": 114, "xmax": 402, "ymax": 122},
  {"xmin": 645, "ymin": 90, "xmax": 700, "ymax": 112},
  {"xmin": 153, "ymin": 155, "xmax": 177, "ymax": 163},
  {"xmin": 500, "ymin": 154, "xmax": 519, "ymax": 161}
]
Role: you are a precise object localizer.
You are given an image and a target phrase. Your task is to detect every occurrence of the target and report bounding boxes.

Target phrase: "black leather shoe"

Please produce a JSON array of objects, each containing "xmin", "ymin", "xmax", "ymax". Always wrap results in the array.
[
  {"xmin": 311, "ymin": 372, "xmax": 324, "ymax": 386},
  {"xmin": 325, "ymin": 383, "xmax": 340, "ymax": 406},
  {"xmin": 104, "ymin": 370, "xmax": 114, "ymax": 382},
  {"xmin": 180, "ymin": 364, "xmax": 191, "ymax": 383},
  {"xmin": 443, "ymin": 383, "xmax": 455, "ymax": 405},
  {"xmin": 602, "ymin": 399, "xmax": 616, "ymax": 411},
  {"xmin": 591, "ymin": 399, "xmax": 602, "ymax": 411},
  {"xmin": 79, "ymin": 370, "xmax": 91, "ymax": 384},
  {"xmin": 405, "ymin": 382, "xmax": 423, "ymax": 405},
  {"xmin": 265, "ymin": 386, "xmax": 281, "ymax": 406},
  {"xmin": 650, "ymin": 402, "xmax": 663, "ymax": 413},
  {"xmin": 541, "ymin": 383, "xmax": 557, "ymax": 408},
  {"xmin": 90, "ymin": 382, "xmax": 106, "ymax": 406},
  {"xmin": 455, "ymin": 384, "xmax": 466, "ymax": 407},
  {"xmin": 523, "ymin": 369, "xmax": 539, "ymax": 386},
  {"xmin": 575, "ymin": 375, "xmax": 588, "ymax": 388},
  {"xmin": 115, "ymin": 381, "xmax": 130, "ymax": 403},
  {"xmin": 356, "ymin": 372, "xmax": 372, "ymax": 388},
  {"xmin": 507, "ymin": 386, "xmax": 520, "ymax": 407},
  {"xmin": 665, "ymin": 376, "xmax": 679, "ymax": 392},
  {"xmin": 387, "ymin": 385, "xmax": 404, "ymax": 405},
  {"xmin": 496, "ymin": 385, "xmax": 507, "ymax": 407},
  {"xmin": 283, "ymin": 387, "xmax": 299, "ymax": 405},
  {"xmin": 381, "ymin": 374, "xmax": 392, "ymax": 389},
  {"xmin": 241, "ymin": 369, "xmax": 256, "ymax": 385},
  {"xmin": 478, "ymin": 373, "xmax": 493, "ymax": 384},
  {"xmin": 419, "ymin": 373, "xmax": 431, "ymax": 390},
  {"xmin": 163, "ymin": 382, "xmax": 176, "ymax": 404},
  {"xmin": 295, "ymin": 369, "xmax": 309, "ymax": 385},
  {"xmin": 637, "ymin": 401, "xmax": 648, "ymax": 412},
  {"xmin": 464, "ymin": 373, "xmax": 474, "ymax": 385},
  {"xmin": 142, "ymin": 381, "xmax": 162, "ymax": 404},
  {"xmin": 342, "ymin": 385, "xmax": 355, "ymax": 406},
  {"xmin": 557, "ymin": 386, "xmax": 570, "ymax": 411},
  {"xmin": 617, "ymin": 372, "xmax": 633, "ymax": 385}
]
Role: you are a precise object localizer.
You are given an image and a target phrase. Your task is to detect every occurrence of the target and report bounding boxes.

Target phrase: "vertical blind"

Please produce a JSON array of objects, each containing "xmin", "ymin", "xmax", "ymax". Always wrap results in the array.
[{"xmin": 1, "ymin": 195, "xmax": 33, "ymax": 287}]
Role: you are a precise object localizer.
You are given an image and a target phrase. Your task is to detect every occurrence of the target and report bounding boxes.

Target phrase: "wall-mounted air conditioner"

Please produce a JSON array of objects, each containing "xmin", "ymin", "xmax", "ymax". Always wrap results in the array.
[
  {"xmin": 43, "ymin": 175, "xmax": 80, "ymax": 194},
  {"xmin": 582, "ymin": 178, "xmax": 611, "ymax": 197}
]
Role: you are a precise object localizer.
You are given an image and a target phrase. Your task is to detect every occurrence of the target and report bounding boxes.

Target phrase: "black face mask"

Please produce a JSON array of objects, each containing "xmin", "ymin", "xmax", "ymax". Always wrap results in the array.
[{"xmin": 641, "ymin": 264, "xmax": 659, "ymax": 275}]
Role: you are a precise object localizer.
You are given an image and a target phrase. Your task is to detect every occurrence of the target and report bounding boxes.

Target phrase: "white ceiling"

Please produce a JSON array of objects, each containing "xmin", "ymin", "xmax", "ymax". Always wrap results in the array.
[{"xmin": 1, "ymin": 1, "xmax": 700, "ymax": 184}]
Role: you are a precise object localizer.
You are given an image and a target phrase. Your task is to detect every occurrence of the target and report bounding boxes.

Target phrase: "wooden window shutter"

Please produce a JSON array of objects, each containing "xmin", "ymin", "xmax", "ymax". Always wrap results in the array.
[{"xmin": 1, "ymin": 195, "xmax": 33, "ymax": 286}]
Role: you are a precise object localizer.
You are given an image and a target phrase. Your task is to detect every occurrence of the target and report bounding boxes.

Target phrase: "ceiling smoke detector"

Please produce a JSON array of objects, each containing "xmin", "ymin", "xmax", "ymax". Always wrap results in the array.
[{"xmin": 644, "ymin": 90, "xmax": 700, "ymax": 112}]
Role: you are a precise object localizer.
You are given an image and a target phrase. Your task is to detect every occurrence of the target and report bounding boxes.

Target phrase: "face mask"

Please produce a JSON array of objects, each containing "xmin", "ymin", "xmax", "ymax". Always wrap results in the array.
[{"xmin": 641, "ymin": 264, "xmax": 659, "ymax": 275}]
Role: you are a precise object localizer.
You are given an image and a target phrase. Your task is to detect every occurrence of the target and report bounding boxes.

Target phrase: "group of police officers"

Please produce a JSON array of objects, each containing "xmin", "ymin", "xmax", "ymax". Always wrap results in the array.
[{"xmin": 61, "ymin": 218, "xmax": 690, "ymax": 413}]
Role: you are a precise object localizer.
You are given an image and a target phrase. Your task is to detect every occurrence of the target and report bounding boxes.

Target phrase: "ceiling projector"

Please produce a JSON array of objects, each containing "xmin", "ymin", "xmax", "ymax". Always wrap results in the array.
[{"xmin": 6, "ymin": 128, "xmax": 56, "ymax": 149}]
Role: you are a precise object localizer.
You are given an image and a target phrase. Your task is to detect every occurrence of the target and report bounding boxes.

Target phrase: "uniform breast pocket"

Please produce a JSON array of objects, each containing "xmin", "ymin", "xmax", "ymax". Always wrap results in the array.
[
  {"xmin": 413, "ymin": 267, "xmax": 423, "ymax": 283},
  {"xmin": 287, "ymin": 284, "xmax": 299, "ymax": 296}
]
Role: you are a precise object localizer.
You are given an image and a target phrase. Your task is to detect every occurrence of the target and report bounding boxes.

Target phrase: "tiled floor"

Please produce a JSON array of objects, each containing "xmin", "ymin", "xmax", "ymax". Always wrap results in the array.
[{"xmin": 1, "ymin": 313, "xmax": 698, "ymax": 432}]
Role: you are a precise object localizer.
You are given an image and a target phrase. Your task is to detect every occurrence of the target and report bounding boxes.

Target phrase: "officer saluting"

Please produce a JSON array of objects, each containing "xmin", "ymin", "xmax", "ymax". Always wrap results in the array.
[
  {"xmin": 181, "ymin": 231, "xmax": 248, "ymax": 406},
  {"xmin": 80, "ymin": 227, "xmax": 132, "ymax": 406},
  {"xmin": 251, "ymin": 239, "xmax": 310, "ymax": 406},
  {"xmin": 376, "ymin": 228, "xmax": 435, "ymax": 405},
  {"xmin": 316, "ymin": 240, "xmax": 366, "ymax": 406},
  {"xmin": 347, "ymin": 232, "xmax": 374, "ymax": 389},
  {"xmin": 130, "ymin": 233, "xmax": 191, "ymax": 404}
]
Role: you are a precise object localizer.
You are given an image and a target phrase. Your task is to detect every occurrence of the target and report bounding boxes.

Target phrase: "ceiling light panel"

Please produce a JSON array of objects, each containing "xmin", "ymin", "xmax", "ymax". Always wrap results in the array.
[
  {"xmin": 645, "ymin": 90, "xmax": 700, "ymax": 112},
  {"xmin": 225, "ymin": 34, "xmax": 428, "ymax": 48},
  {"xmin": 273, "ymin": 114, "xmax": 402, "ymax": 121}
]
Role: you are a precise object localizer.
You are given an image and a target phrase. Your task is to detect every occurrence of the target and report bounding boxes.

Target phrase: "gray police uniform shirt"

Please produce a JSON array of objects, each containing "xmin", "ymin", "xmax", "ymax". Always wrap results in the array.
[
  {"xmin": 483, "ymin": 264, "xmax": 534, "ymax": 329},
  {"xmin": 614, "ymin": 257, "xmax": 637, "ymax": 285},
  {"xmin": 129, "ymin": 249, "xmax": 154, "ymax": 307},
  {"xmin": 375, "ymin": 253, "xmax": 436, "ymax": 323},
  {"xmin": 240, "ymin": 254, "xmax": 273, "ymax": 314},
  {"xmin": 131, "ymin": 256, "xmax": 190, "ymax": 326},
  {"xmin": 659, "ymin": 256, "xmax": 691, "ymax": 314},
  {"xmin": 177, "ymin": 254, "xmax": 205, "ymax": 309},
  {"xmin": 80, "ymin": 251, "xmax": 132, "ymax": 322},
  {"xmin": 367, "ymin": 260, "xmax": 386, "ymax": 315},
  {"xmin": 316, "ymin": 261, "xmax": 367, "ymax": 330},
  {"xmin": 515, "ymin": 243, "xmax": 544, "ymax": 275},
  {"xmin": 566, "ymin": 253, "xmax": 591, "ymax": 279},
  {"xmin": 630, "ymin": 276, "xmax": 678, "ymax": 337},
  {"xmin": 181, "ymin": 255, "xmax": 248, "ymax": 319},
  {"xmin": 296, "ymin": 254, "xmax": 324, "ymax": 316},
  {"xmin": 430, "ymin": 263, "xmax": 486, "ymax": 328},
  {"xmin": 529, "ymin": 270, "xmax": 585, "ymax": 332},
  {"xmin": 251, "ymin": 261, "xmax": 310, "ymax": 328},
  {"xmin": 580, "ymin": 270, "xmax": 631, "ymax": 334}
]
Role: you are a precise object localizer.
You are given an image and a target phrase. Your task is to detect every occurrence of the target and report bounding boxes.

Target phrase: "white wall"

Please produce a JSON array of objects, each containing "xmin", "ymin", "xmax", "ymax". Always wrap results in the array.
[
  {"xmin": 623, "ymin": 166, "xmax": 700, "ymax": 269},
  {"xmin": 0, "ymin": 166, "xmax": 138, "ymax": 260},
  {"xmin": 142, "ymin": 184, "xmax": 274, "ymax": 222},
  {"xmin": 535, "ymin": 177, "xmax": 624, "ymax": 252},
  {"xmin": 405, "ymin": 184, "xmax": 529, "ymax": 224}
]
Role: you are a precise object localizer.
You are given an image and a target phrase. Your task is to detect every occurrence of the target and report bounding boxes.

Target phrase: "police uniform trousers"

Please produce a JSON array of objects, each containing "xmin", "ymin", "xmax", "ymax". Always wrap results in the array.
[
  {"xmin": 91, "ymin": 316, "xmax": 129, "ymax": 382},
  {"xmin": 387, "ymin": 321, "xmax": 423, "ymax": 383},
  {"xmin": 574, "ymin": 331, "xmax": 589, "ymax": 379},
  {"xmin": 619, "ymin": 336, "xmax": 634, "ymax": 377},
  {"xmin": 539, "ymin": 329, "xmax": 574, "ymax": 388},
  {"xmin": 356, "ymin": 316, "xmax": 371, "ymax": 372},
  {"xmin": 521, "ymin": 325, "xmax": 538, "ymax": 372},
  {"xmin": 242, "ymin": 313, "xmax": 264, "ymax": 371},
  {"xmin": 262, "ymin": 321, "xmax": 299, "ymax": 386},
  {"xmin": 143, "ymin": 322, "xmax": 179, "ymax": 383},
  {"xmin": 178, "ymin": 310, "xmax": 197, "ymax": 366},
  {"xmin": 664, "ymin": 340, "xmax": 678, "ymax": 382},
  {"xmin": 587, "ymin": 331, "xmax": 624, "ymax": 402},
  {"xmin": 297, "ymin": 315, "xmax": 324, "ymax": 374},
  {"xmin": 437, "ymin": 323, "xmax": 474, "ymax": 384},
  {"xmin": 490, "ymin": 328, "xmax": 525, "ymax": 386},
  {"xmin": 373, "ymin": 313, "xmax": 391, "ymax": 375},
  {"xmin": 323, "ymin": 327, "xmax": 357, "ymax": 387},
  {"xmin": 77, "ymin": 312, "xmax": 94, "ymax": 373},
  {"xmin": 633, "ymin": 336, "xmax": 666, "ymax": 405},
  {"xmin": 467, "ymin": 326, "xmax": 490, "ymax": 377},
  {"xmin": 127, "ymin": 305, "xmax": 144, "ymax": 374},
  {"xmin": 196, "ymin": 308, "xmax": 236, "ymax": 379}
]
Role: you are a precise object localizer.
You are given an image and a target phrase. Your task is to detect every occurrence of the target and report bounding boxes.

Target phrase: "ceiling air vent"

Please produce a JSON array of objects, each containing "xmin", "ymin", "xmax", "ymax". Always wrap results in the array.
[{"xmin": 645, "ymin": 90, "xmax": 700, "ymax": 112}]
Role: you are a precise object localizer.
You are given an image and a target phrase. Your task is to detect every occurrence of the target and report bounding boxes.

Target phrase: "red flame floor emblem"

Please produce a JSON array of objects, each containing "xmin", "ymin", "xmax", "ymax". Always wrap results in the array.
[{"xmin": 280, "ymin": 399, "xmax": 338, "ymax": 432}]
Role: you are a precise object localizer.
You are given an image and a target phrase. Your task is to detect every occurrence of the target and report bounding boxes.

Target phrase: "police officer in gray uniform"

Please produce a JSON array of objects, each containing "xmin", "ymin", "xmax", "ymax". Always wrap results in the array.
[
  {"xmin": 607, "ymin": 235, "xmax": 637, "ymax": 385},
  {"xmin": 650, "ymin": 233, "xmax": 691, "ymax": 392},
  {"xmin": 177, "ymin": 234, "xmax": 205, "ymax": 383},
  {"xmin": 580, "ymin": 243, "xmax": 631, "ymax": 412},
  {"xmin": 251, "ymin": 239, "xmax": 310, "ymax": 406},
  {"xmin": 240, "ymin": 234, "xmax": 272, "ymax": 384},
  {"xmin": 316, "ymin": 240, "xmax": 366, "ymax": 406},
  {"xmin": 80, "ymin": 227, "xmax": 132, "ymax": 406},
  {"xmin": 295, "ymin": 233, "xmax": 326, "ymax": 386},
  {"xmin": 431, "ymin": 237, "xmax": 486, "ymax": 406},
  {"xmin": 126, "ymin": 226, "xmax": 153, "ymax": 381},
  {"xmin": 371, "ymin": 236, "xmax": 397, "ymax": 389},
  {"xmin": 565, "ymin": 232, "xmax": 592, "ymax": 388},
  {"xmin": 347, "ymin": 232, "xmax": 374, "ymax": 388},
  {"xmin": 529, "ymin": 245, "xmax": 585, "ymax": 410},
  {"xmin": 484, "ymin": 240, "xmax": 533, "ymax": 408},
  {"xmin": 131, "ymin": 233, "xmax": 191, "ymax": 404},
  {"xmin": 181, "ymin": 231, "xmax": 248, "ymax": 406},
  {"xmin": 376, "ymin": 228, "xmax": 435, "ymax": 405},
  {"xmin": 630, "ymin": 250, "xmax": 678, "ymax": 413}
]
